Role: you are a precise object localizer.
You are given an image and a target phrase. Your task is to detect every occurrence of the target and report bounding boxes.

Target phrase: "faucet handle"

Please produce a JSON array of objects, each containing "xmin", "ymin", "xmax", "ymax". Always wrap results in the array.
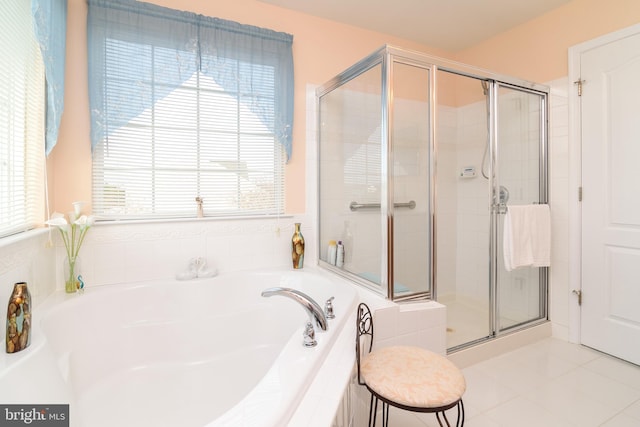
[
  {"xmin": 324, "ymin": 297, "xmax": 335, "ymax": 319},
  {"xmin": 303, "ymin": 321, "xmax": 317, "ymax": 347}
]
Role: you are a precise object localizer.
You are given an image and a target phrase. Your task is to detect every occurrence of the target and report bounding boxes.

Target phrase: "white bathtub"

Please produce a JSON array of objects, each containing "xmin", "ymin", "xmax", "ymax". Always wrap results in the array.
[{"xmin": 0, "ymin": 268, "xmax": 358, "ymax": 427}]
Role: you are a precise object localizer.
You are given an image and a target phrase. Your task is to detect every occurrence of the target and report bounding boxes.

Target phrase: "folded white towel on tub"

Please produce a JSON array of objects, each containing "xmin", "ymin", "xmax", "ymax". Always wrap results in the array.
[{"xmin": 503, "ymin": 204, "xmax": 551, "ymax": 271}]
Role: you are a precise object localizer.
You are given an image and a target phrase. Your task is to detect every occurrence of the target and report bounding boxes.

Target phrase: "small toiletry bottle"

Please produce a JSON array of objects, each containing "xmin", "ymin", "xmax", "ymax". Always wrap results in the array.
[
  {"xmin": 336, "ymin": 241, "xmax": 345, "ymax": 268},
  {"xmin": 327, "ymin": 240, "xmax": 337, "ymax": 265}
]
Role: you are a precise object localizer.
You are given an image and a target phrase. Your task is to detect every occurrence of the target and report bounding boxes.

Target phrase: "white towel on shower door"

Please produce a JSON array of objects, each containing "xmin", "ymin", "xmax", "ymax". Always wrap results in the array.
[{"xmin": 503, "ymin": 204, "xmax": 551, "ymax": 272}]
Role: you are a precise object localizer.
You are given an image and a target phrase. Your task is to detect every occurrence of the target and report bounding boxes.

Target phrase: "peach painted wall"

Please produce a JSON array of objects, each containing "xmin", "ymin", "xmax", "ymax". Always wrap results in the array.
[
  {"xmin": 49, "ymin": 0, "xmax": 449, "ymax": 215},
  {"xmin": 454, "ymin": 0, "xmax": 640, "ymax": 84},
  {"xmin": 49, "ymin": 0, "xmax": 640, "ymax": 215}
]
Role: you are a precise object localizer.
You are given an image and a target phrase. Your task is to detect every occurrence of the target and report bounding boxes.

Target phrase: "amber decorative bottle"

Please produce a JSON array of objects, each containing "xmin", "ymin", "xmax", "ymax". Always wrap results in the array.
[
  {"xmin": 6, "ymin": 282, "xmax": 31, "ymax": 353},
  {"xmin": 291, "ymin": 223, "xmax": 305, "ymax": 269}
]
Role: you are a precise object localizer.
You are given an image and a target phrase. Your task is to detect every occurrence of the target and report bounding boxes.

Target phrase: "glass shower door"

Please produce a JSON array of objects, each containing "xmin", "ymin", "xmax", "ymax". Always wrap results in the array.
[
  {"xmin": 436, "ymin": 76, "xmax": 548, "ymax": 350},
  {"xmin": 495, "ymin": 84, "xmax": 548, "ymax": 331}
]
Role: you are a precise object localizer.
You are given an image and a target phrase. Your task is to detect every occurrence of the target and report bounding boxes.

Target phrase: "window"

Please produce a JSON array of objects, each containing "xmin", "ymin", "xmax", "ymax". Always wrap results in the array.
[
  {"xmin": 0, "ymin": 0, "xmax": 46, "ymax": 238},
  {"xmin": 88, "ymin": 0, "xmax": 294, "ymax": 220}
]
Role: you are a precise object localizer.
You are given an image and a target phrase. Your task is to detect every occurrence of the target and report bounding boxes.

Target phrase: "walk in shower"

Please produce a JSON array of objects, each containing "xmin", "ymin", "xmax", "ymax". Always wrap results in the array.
[{"xmin": 317, "ymin": 46, "xmax": 549, "ymax": 351}]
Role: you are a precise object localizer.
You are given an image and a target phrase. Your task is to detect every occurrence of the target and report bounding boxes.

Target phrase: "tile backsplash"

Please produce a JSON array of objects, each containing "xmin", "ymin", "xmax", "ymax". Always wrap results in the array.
[
  {"xmin": 0, "ymin": 230, "xmax": 56, "ymax": 309},
  {"xmin": 59, "ymin": 215, "xmax": 316, "ymax": 288},
  {"xmin": 0, "ymin": 215, "xmax": 316, "ymax": 308}
]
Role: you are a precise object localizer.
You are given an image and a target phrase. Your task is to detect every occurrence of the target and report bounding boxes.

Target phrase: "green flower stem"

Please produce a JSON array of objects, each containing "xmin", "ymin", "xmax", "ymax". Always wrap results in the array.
[
  {"xmin": 58, "ymin": 228, "xmax": 71, "ymax": 260},
  {"xmin": 57, "ymin": 223, "xmax": 90, "ymax": 293},
  {"xmin": 75, "ymin": 226, "xmax": 89, "ymax": 258},
  {"xmin": 71, "ymin": 224, "xmax": 76, "ymax": 259},
  {"xmin": 65, "ymin": 256, "xmax": 78, "ymax": 293}
]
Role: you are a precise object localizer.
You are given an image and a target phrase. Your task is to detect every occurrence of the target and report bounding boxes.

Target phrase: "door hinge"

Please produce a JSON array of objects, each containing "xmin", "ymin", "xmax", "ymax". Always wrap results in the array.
[
  {"xmin": 578, "ymin": 186, "xmax": 583, "ymax": 201},
  {"xmin": 572, "ymin": 289, "xmax": 583, "ymax": 306},
  {"xmin": 574, "ymin": 79, "xmax": 585, "ymax": 96}
]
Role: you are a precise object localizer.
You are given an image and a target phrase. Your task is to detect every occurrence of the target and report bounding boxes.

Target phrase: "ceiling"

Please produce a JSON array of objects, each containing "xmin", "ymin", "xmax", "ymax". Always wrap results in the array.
[{"xmin": 257, "ymin": 0, "xmax": 572, "ymax": 51}]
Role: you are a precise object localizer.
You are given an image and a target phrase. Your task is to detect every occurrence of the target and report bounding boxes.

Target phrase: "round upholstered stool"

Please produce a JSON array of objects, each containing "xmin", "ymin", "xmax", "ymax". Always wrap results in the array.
[{"xmin": 356, "ymin": 303, "xmax": 466, "ymax": 427}]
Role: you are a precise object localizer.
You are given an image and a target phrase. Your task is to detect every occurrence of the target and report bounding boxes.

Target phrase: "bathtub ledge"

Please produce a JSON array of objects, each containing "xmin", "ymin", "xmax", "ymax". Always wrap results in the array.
[{"xmin": 287, "ymin": 310, "xmax": 356, "ymax": 427}]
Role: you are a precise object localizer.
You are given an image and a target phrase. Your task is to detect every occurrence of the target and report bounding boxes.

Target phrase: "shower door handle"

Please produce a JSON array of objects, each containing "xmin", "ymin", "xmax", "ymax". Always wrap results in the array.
[
  {"xmin": 492, "ymin": 204, "xmax": 508, "ymax": 214},
  {"xmin": 491, "ymin": 185, "xmax": 510, "ymax": 214}
]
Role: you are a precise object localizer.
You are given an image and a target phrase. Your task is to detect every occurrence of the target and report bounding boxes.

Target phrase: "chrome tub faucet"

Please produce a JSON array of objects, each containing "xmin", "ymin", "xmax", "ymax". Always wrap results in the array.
[{"xmin": 261, "ymin": 287, "xmax": 328, "ymax": 347}]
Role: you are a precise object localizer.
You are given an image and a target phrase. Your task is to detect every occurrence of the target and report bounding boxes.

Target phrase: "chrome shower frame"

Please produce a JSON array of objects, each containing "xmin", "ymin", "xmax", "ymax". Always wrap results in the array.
[
  {"xmin": 316, "ymin": 44, "xmax": 550, "ymax": 341},
  {"xmin": 316, "ymin": 46, "xmax": 437, "ymax": 302}
]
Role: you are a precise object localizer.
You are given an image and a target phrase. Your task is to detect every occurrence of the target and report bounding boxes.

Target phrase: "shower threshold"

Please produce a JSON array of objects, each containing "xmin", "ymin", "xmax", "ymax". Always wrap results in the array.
[{"xmin": 447, "ymin": 321, "xmax": 551, "ymax": 368}]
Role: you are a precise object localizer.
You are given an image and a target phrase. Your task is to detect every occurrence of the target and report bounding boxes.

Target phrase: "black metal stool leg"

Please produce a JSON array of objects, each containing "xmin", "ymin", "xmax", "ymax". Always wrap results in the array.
[
  {"xmin": 369, "ymin": 395, "xmax": 379, "ymax": 427},
  {"xmin": 382, "ymin": 401, "xmax": 389, "ymax": 427},
  {"xmin": 456, "ymin": 400, "xmax": 465, "ymax": 427}
]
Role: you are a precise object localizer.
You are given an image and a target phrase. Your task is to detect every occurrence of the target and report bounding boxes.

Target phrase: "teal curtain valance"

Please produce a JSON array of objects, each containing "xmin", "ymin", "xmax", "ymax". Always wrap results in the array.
[
  {"xmin": 87, "ymin": 0, "xmax": 295, "ymax": 161},
  {"xmin": 31, "ymin": 0, "xmax": 67, "ymax": 155}
]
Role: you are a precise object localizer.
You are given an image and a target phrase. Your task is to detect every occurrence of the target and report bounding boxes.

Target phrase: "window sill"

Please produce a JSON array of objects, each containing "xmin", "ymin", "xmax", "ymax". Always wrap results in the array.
[
  {"xmin": 0, "ymin": 228, "xmax": 50, "ymax": 250},
  {"xmin": 94, "ymin": 214, "xmax": 295, "ymax": 227}
]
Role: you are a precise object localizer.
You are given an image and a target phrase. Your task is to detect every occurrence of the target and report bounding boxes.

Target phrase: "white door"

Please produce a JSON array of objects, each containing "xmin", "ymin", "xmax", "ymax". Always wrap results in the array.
[{"xmin": 580, "ymin": 29, "xmax": 640, "ymax": 365}]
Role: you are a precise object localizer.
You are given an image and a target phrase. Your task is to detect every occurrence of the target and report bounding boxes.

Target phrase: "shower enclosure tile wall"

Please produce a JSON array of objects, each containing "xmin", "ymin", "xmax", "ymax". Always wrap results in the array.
[
  {"xmin": 435, "ymin": 73, "xmax": 493, "ymax": 347},
  {"xmin": 455, "ymin": 101, "xmax": 490, "ymax": 306},
  {"xmin": 434, "ymin": 105, "xmax": 458, "ymax": 300},
  {"xmin": 436, "ymin": 102, "xmax": 492, "ymax": 305}
]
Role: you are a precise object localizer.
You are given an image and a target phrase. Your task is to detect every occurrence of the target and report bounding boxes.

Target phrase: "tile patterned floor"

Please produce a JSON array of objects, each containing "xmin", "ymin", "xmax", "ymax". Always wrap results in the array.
[{"xmin": 386, "ymin": 338, "xmax": 640, "ymax": 427}]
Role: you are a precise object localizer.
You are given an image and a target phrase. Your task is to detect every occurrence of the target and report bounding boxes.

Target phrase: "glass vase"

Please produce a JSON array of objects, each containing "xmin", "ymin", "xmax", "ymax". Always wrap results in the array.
[
  {"xmin": 64, "ymin": 256, "xmax": 81, "ymax": 293},
  {"xmin": 291, "ymin": 223, "xmax": 305, "ymax": 269},
  {"xmin": 6, "ymin": 282, "xmax": 31, "ymax": 353}
]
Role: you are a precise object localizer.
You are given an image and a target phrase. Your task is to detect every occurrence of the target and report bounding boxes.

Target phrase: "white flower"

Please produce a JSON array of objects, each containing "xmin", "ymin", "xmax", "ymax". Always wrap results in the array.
[
  {"xmin": 74, "ymin": 215, "xmax": 96, "ymax": 229},
  {"xmin": 74, "ymin": 215, "xmax": 88, "ymax": 226},
  {"xmin": 45, "ymin": 213, "xmax": 68, "ymax": 227},
  {"xmin": 46, "ymin": 203, "xmax": 94, "ymax": 261},
  {"xmin": 72, "ymin": 201, "xmax": 86, "ymax": 217}
]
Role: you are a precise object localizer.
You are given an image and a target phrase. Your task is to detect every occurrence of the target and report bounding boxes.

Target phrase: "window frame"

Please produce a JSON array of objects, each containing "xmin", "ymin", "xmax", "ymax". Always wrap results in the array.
[{"xmin": 87, "ymin": 0, "xmax": 293, "ymax": 221}]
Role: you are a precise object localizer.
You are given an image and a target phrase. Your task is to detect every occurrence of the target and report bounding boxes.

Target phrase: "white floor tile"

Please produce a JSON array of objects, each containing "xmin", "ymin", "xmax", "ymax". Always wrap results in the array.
[
  {"xmin": 583, "ymin": 355, "xmax": 640, "ymax": 391},
  {"xmin": 521, "ymin": 337, "xmax": 602, "ymax": 365},
  {"xmin": 621, "ymin": 398, "xmax": 640, "ymax": 420},
  {"xmin": 484, "ymin": 396, "xmax": 577, "ymax": 427},
  {"xmin": 349, "ymin": 338, "xmax": 640, "ymax": 427},
  {"xmin": 386, "ymin": 406, "xmax": 429, "ymax": 426},
  {"xmin": 477, "ymin": 361, "xmax": 545, "ymax": 395},
  {"xmin": 600, "ymin": 413, "xmax": 640, "ymax": 427},
  {"xmin": 461, "ymin": 366, "xmax": 519, "ymax": 412},
  {"xmin": 524, "ymin": 378, "xmax": 623, "ymax": 427},
  {"xmin": 508, "ymin": 349, "xmax": 578, "ymax": 377},
  {"xmin": 550, "ymin": 367, "xmax": 640, "ymax": 412},
  {"xmin": 462, "ymin": 413, "xmax": 500, "ymax": 427}
]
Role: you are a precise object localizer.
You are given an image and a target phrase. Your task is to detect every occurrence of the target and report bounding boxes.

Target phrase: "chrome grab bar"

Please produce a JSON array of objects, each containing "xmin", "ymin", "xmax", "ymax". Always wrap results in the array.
[{"xmin": 350, "ymin": 200, "xmax": 416, "ymax": 211}]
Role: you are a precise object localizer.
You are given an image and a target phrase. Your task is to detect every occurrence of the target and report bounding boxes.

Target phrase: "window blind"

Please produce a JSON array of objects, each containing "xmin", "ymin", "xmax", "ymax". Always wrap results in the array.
[
  {"xmin": 88, "ymin": 0, "xmax": 293, "ymax": 220},
  {"xmin": 0, "ymin": 0, "xmax": 46, "ymax": 238},
  {"xmin": 31, "ymin": 0, "xmax": 68, "ymax": 155}
]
